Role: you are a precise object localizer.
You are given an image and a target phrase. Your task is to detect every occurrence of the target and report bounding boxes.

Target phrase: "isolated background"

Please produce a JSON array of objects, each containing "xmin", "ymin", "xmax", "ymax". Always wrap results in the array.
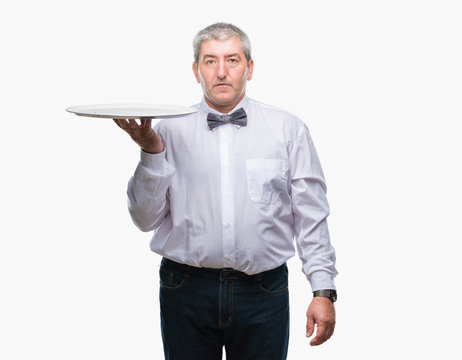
[{"xmin": 1, "ymin": 0, "xmax": 461, "ymax": 359}]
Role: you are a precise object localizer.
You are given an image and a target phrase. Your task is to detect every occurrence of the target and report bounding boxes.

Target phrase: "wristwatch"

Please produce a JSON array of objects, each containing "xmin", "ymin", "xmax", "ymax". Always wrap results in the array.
[{"xmin": 313, "ymin": 289, "xmax": 337, "ymax": 303}]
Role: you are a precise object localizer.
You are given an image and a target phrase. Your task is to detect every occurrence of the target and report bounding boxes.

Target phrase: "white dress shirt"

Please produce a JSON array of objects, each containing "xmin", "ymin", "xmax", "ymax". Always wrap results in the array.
[{"xmin": 127, "ymin": 96, "xmax": 337, "ymax": 290}]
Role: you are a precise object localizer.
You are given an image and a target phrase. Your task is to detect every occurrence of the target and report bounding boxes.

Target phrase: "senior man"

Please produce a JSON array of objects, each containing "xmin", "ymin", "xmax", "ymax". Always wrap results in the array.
[{"xmin": 114, "ymin": 22, "xmax": 337, "ymax": 360}]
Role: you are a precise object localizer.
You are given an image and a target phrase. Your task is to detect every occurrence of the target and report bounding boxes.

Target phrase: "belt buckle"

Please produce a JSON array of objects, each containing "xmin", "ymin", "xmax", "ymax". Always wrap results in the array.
[{"xmin": 219, "ymin": 268, "xmax": 238, "ymax": 281}]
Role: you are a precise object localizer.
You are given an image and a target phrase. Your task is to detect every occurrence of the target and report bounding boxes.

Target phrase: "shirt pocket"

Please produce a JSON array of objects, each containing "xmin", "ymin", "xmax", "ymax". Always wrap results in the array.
[{"xmin": 246, "ymin": 159, "xmax": 288, "ymax": 205}]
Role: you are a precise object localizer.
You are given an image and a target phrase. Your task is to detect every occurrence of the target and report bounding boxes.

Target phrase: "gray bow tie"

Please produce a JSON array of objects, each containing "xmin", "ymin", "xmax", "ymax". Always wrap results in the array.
[{"xmin": 207, "ymin": 108, "xmax": 247, "ymax": 130}]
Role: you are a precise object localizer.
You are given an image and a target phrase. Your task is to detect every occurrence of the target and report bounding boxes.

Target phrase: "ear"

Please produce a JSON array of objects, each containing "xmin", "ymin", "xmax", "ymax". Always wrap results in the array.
[
  {"xmin": 192, "ymin": 62, "xmax": 201, "ymax": 83},
  {"xmin": 247, "ymin": 59, "xmax": 254, "ymax": 81}
]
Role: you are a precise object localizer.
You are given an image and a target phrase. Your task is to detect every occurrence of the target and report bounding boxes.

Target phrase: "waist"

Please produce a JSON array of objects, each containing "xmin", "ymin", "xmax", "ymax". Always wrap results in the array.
[{"xmin": 161, "ymin": 257, "xmax": 287, "ymax": 281}]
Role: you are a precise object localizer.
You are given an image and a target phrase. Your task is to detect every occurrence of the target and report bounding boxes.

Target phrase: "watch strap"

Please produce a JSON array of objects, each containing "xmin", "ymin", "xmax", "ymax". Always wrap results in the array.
[{"xmin": 313, "ymin": 289, "xmax": 337, "ymax": 303}]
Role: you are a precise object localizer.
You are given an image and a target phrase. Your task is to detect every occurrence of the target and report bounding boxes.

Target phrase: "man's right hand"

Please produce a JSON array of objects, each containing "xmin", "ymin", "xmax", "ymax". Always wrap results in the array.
[{"xmin": 113, "ymin": 118, "xmax": 164, "ymax": 154}]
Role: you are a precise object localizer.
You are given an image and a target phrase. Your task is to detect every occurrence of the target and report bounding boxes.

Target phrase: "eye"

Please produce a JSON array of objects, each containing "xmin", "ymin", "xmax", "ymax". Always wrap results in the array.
[{"xmin": 205, "ymin": 59, "xmax": 215, "ymax": 65}]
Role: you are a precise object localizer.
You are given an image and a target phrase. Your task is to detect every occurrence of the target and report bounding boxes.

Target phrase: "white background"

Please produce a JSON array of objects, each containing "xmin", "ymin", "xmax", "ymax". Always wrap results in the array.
[{"xmin": 1, "ymin": 0, "xmax": 461, "ymax": 359}]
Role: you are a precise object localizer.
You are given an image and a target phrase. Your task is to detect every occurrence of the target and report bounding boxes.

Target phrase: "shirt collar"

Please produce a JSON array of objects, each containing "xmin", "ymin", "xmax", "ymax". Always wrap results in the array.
[{"xmin": 199, "ymin": 96, "xmax": 249, "ymax": 119}]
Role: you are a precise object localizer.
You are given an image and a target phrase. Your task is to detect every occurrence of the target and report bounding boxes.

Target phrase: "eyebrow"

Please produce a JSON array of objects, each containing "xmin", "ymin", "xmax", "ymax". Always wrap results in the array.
[
  {"xmin": 202, "ymin": 54, "xmax": 217, "ymax": 60},
  {"xmin": 225, "ymin": 53, "xmax": 241, "ymax": 59},
  {"xmin": 201, "ymin": 53, "xmax": 242, "ymax": 61}
]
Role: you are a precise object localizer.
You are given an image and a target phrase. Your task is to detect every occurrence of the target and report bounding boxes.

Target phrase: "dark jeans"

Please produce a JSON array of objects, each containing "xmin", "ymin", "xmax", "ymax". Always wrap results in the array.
[{"xmin": 159, "ymin": 258, "xmax": 289, "ymax": 360}]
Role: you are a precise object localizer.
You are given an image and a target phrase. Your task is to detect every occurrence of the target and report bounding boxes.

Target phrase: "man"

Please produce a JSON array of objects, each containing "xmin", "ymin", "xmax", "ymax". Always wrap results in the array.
[{"xmin": 114, "ymin": 23, "xmax": 337, "ymax": 360}]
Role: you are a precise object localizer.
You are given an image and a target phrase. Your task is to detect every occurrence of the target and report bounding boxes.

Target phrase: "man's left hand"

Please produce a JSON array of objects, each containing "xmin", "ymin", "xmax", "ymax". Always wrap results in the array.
[{"xmin": 306, "ymin": 296, "xmax": 336, "ymax": 346}]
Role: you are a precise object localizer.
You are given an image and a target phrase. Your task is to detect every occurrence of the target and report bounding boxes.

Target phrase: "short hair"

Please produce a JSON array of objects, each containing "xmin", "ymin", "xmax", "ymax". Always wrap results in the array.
[{"xmin": 193, "ymin": 23, "xmax": 252, "ymax": 65}]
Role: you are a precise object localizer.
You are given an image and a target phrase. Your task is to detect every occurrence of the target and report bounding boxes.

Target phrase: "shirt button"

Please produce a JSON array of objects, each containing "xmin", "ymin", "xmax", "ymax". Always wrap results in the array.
[
  {"xmin": 226, "ymin": 255, "xmax": 232, "ymax": 260},
  {"xmin": 225, "ymin": 223, "xmax": 230, "ymax": 228}
]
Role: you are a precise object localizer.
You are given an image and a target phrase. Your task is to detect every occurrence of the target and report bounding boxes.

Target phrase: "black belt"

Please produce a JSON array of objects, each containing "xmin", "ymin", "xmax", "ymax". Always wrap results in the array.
[{"xmin": 161, "ymin": 257, "xmax": 286, "ymax": 281}]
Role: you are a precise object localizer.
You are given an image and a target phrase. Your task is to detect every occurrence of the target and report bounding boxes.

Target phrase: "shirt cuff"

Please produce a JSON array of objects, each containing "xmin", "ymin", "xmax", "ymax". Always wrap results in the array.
[
  {"xmin": 308, "ymin": 271, "xmax": 336, "ymax": 292},
  {"xmin": 139, "ymin": 148, "xmax": 167, "ymax": 170}
]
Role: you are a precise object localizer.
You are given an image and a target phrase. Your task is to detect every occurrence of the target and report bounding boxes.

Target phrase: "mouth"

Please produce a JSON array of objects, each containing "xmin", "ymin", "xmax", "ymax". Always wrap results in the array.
[{"xmin": 214, "ymin": 83, "xmax": 231, "ymax": 88}]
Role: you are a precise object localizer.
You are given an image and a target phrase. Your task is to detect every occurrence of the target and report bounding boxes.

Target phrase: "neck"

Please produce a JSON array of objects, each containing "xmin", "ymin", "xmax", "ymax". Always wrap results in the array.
[{"xmin": 205, "ymin": 93, "xmax": 246, "ymax": 114}]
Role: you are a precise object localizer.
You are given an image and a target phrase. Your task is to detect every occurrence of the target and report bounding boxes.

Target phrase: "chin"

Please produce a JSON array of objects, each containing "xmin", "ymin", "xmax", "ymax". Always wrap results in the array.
[{"xmin": 211, "ymin": 95, "xmax": 235, "ymax": 106}]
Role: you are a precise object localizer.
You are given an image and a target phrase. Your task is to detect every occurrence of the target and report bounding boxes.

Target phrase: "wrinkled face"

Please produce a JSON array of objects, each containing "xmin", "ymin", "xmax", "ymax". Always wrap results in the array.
[{"xmin": 193, "ymin": 37, "xmax": 254, "ymax": 113}]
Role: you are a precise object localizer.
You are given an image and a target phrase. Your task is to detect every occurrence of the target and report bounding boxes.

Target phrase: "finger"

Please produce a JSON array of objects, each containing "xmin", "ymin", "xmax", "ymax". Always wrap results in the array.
[
  {"xmin": 144, "ymin": 118, "xmax": 152, "ymax": 128},
  {"xmin": 128, "ymin": 118, "xmax": 140, "ymax": 130},
  {"xmin": 116, "ymin": 119, "xmax": 131, "ymax": 130},
  {"xmin": 306, "ymin": 315, "xmax": 315, "ymax": 338},
  {"xmin": 310, "ymin": 322, "xmax": 335, "ymax": 346},
  {"xmin": 309, "ymin": 324, "xmax": 328, "ymax": 346},
  {"xmin": 114, "ymin": 119, "xmax": 138, "ymax": 138},
  {"xmin": 139, "ymin": 118, "xmax": 152, "ymax": 127},
  {"xmin": 113, "ymin": 119, "xmax": 122, "ymax": 128}
]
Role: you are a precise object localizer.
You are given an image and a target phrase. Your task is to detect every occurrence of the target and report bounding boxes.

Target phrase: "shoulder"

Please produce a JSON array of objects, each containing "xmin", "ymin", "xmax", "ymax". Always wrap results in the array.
[
  {"xmin": 247, "ymin": 97, "xmax": 307, "ymax": 133},
  {"xmin": 154, "ymin": 103, "xmax": 202, "ymax": 135}
]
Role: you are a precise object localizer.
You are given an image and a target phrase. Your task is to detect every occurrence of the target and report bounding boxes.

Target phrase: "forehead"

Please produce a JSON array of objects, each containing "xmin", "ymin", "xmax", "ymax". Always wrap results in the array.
[{"xmin": 199, "ymin": 37, "xmax": 245, "ymax": 58}]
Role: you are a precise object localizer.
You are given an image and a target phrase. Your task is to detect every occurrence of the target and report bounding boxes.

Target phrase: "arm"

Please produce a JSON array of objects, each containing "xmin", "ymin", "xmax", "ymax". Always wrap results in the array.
[
  {"xmin": 289, "ymin": 124, "xmax": 338, "ymax": 346},
  {"xmin": 114, "ymin": 119, "xmax": 174, "ymax": 231}
]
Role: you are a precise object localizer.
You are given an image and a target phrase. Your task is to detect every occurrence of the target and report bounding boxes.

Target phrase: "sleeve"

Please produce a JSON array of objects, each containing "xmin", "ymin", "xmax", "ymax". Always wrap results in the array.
[
  {"xmin": 289, "ymin": 123, "xmax": 338, "ymax": 291},
  {"xmin": 127, "ymin": 148, "xmax": 175, "ymax": 232}
]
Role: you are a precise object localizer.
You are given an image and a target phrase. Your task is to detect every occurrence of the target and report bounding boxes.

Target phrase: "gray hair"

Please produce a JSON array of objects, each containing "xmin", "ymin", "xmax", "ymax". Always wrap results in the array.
[{"xmin": 193, "ymin": 23, "xmax": 252, "ymax": 65}]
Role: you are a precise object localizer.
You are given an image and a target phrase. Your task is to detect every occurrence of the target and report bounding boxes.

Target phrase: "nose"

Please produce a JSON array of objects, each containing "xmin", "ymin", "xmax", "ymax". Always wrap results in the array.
[{"xmin": 217, "ymin": 60, "xmax": 228, "ymax": 79}]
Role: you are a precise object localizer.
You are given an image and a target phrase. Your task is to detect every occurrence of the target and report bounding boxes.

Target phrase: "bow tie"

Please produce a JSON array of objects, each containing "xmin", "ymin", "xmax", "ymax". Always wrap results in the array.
[{"xmin": 207, "ymin": 108, "xmax": 247, "ymax": 130}]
